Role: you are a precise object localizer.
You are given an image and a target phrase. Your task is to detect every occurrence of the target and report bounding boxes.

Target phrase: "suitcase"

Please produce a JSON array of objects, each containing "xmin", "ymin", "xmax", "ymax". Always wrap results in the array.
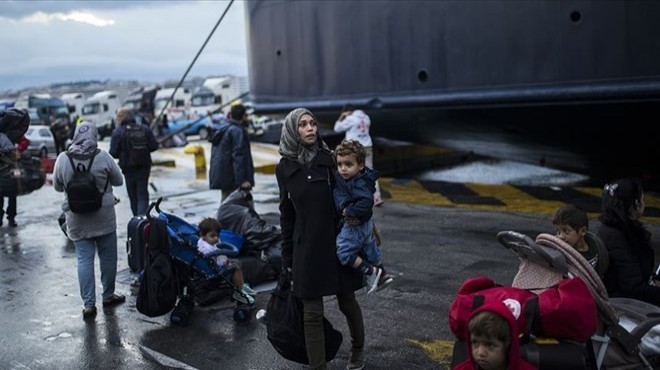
[{"xmin": 127, "ymin": 216, "xmax": 150, "ymax": 272}]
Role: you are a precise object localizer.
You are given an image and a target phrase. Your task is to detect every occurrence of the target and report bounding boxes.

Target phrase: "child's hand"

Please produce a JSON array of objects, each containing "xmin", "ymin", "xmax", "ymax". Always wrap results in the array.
[
  {"xmin": 217, "ymin": 255, "xmax": 228, "ymax": 266},
  {"xmin": 342, "ymin": 208, "xmax": 347, "ymax": 217}
]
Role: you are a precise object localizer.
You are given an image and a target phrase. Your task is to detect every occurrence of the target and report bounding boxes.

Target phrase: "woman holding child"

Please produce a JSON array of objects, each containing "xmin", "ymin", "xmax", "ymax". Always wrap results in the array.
[
  {"xmin": 598, "ymin": 178, "xmax": 660, "ymax": 306},
  {"xmin": 276, "ymin": 108, "xmax": 366, "ymax": 370}
]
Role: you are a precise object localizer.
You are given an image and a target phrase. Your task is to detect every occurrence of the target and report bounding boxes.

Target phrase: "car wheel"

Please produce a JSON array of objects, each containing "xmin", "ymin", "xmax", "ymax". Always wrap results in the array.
[
  {"xmin": 198, "ymin": 127, "xmax": 209, "ymax": 140},
  {"xmin": 39, "ymin": 148, "xmax": 48, "ymax": 158}
]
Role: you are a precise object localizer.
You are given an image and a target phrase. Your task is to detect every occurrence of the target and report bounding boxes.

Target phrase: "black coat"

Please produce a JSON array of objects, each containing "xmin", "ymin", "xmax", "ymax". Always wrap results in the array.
[
  {"xmin": 208, "ymin": 120, "xmax": 254, "ymax": 191},
  {"xmin": 276, "ymin": 149, "xmax": 363, "ymax": 299},
  {"xmin": 598, "ymin": 222, "xmax": 660, "ymax": 306}
]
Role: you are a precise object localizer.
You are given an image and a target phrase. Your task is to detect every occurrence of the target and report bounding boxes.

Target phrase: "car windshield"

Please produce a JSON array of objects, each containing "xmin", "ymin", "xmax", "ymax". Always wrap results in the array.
[
  {"xmin": 26, "ymin": 128, "xmax": 34, "ymax": 135},
  {"xmin": 192, "ymin": 96, "xmax": 214, "ymax": 106},
  {"xmin": 82, "ymin": 103, "xmax": 100, "ymax": 114}
]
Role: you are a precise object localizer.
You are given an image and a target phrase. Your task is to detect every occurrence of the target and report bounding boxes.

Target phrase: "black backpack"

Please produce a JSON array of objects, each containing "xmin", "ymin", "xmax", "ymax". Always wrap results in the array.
[
  {"xmin": 125, "ymin": 123, "xmax": 151, "ymax": 168},
  {"xmin": 137, "ymin": 218, "xmax": 178, "ymax": 317},
  {"xmin": 65, "ymin": 152, "xmax": 108, "ymax": 214}
]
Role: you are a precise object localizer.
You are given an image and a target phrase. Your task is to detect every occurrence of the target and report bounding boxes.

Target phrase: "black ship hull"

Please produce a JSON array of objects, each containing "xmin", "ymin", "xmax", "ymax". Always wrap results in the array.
[{"xmin": 244, "ymin": 0, "xmax": 660, "ymax": 186}]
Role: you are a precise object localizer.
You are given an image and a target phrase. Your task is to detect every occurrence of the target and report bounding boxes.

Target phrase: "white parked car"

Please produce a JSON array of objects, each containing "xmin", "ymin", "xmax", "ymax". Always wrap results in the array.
[{"xmin": 25, "ymin": 125, "xmax": 57, "ymax": 158}]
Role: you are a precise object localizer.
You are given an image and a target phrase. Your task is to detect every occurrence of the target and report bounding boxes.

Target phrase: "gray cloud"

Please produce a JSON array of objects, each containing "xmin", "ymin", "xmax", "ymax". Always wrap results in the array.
[
  {"xmin": 0, "ymin": 1, "xmax": 188, "ymax": 19},
  {"xmin": 0, "ymin": 1, "xmax": 247, "ymax": 90}
]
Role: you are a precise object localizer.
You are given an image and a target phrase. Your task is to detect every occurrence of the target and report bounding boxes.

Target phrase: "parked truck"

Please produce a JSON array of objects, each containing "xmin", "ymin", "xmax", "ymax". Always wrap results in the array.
[
  {"xmin": 81, "ymin": 90, "xmax": 121, "ymax": 140},
  {"xmin": 60, "ymin": 92, "xmax": 85, "ymax": 122},
  {"xmin": 121, "ymin": 85, "xmax": 160, "ymax": 125}
]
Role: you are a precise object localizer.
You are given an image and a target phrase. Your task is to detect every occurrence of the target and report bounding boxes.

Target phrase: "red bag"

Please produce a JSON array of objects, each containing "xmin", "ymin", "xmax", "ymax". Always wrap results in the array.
[{"xmin": 449, "ymin": 276, "xmax": 597, "ymax": 342}]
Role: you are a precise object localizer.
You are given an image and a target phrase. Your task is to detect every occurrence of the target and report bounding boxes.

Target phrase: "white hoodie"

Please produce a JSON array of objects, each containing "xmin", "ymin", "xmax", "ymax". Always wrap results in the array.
[{"xmin": 333, "ymin": 109, "xmax": 372, "ymax": 147}]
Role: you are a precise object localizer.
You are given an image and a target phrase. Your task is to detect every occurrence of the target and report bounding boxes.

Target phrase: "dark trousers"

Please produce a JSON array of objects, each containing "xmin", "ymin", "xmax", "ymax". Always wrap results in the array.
[
  {"xmin": 124, "ymin": 166, "xmax": 151, "ymax": 216},
  {"xmin": 302, "ymin": 292, "xmax": 364, "ymax": 370},
  {"xmin": 0, "ymin": 196, "xmax": 17, "ymax": 220}
]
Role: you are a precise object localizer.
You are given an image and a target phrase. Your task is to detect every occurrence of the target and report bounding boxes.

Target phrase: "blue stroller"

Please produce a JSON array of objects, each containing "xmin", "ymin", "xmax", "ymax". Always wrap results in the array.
[{"xmin": 148, "ymin": 198, "xmax": 254, "ymax": 323}]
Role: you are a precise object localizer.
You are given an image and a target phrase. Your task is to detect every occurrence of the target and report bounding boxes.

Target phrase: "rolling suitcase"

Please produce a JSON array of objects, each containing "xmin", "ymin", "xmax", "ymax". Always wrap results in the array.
[{"xmin": 126, "ymin": 216, "xmax": 150, "ymax": 272}]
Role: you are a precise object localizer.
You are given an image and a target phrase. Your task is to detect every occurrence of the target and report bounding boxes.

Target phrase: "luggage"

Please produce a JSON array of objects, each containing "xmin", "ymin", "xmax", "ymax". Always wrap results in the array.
[
  {"xmin": 0, "ymin": 156, "xmax": 46, "ymax": 196},
  {"xmin": 266, "ymin": 280, "xmax": 342, "ymax": 364},
  {"xmin": 127, "ymin": 216, "xmax": 150, "ymax": 272}
]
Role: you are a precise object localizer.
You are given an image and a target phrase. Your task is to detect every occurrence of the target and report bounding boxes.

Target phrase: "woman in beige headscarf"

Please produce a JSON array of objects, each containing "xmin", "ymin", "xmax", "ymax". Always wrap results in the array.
[{"xmin": 276, "ymin": 108, "xmax": 366, "ymax": 370}]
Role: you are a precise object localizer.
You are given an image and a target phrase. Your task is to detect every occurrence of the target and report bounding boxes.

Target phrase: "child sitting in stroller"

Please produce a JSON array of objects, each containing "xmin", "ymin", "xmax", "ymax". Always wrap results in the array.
[{"xmin": 197, "ymin": 217, "xmax": 256, "ymax": 305}]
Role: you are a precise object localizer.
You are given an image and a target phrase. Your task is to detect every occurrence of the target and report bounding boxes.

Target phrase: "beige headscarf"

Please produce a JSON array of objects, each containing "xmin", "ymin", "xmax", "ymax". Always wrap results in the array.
[{"xmin": 279, "ymin": 108, "xmax": 328, "ymax": 167}]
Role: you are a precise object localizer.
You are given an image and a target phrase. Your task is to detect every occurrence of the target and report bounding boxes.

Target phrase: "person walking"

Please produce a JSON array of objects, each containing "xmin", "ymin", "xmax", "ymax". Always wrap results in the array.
[
  {"xmin": 277, "ymin": 108, "xmax": 366, "ymax": 370},
  {"xmin": 334, "ymin": 104, "xmax": 383, "ymax": 206},
  {"xmin": 53, "ymin": 122, "xmax": 125, "ymax": 319},
  {"xmin": 109, "ymin": 108, "xmax": 159, "ymax": 216},
  {"xmin": 208, "ymin": 104, "xmax": 254, "ymax": 201},
  {"xmin": 0, "ymin": 135, "xmax": 29, "ymax": 227}
]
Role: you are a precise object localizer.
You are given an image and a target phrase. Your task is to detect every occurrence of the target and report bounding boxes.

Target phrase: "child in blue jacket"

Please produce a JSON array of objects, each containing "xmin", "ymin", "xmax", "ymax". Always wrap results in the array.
[{"xmin": 334, "ymin": 140, "xmax": 393, "ymax": 294}]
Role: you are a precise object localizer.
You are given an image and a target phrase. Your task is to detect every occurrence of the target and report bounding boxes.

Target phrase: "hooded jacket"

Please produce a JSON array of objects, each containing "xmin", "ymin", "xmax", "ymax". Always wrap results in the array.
[
  {"xmin": 333, "ymin": 167, "xmax": 378, "ymax": 224},
  {"xmin": 453, "ymin": 301, "xmax": 537, "ymax": 370},
  {"xmin": 333, "ymin": 109, "xmax": 372, "ymax": 147},
  {"xmin": 208, "ymin": 119, "xmax": 254, "ymax": 191}
]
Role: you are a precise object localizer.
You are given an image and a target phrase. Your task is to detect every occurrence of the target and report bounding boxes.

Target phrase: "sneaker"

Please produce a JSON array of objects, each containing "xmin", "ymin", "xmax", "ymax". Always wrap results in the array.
[
  {"xmin": 365, "ymin": 267, "xmax": 382, "ymax": 294},
  {"xmin": 82, "ymin": 306, "xmax": 97, "ymax": 319},
  {"xmin": 346, "ymin": 347, "xmax": 365, "ymax": 370},
  {"xmin": 242, "ymin": 283, "xmax": 257, "ymax": 296},
  {"xmin": 232, "ymin": 290, "xmax": 255, "ymax": 305},
  {"xmin": 376, "ymin": 273, "xmax": 394, "ymax": 292}
]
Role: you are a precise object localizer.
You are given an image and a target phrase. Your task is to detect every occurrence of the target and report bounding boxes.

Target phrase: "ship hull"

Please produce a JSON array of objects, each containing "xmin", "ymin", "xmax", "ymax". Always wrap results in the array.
[{"xmin": 244, "ymin": 0, "xmax": 660, "ymax": 186}]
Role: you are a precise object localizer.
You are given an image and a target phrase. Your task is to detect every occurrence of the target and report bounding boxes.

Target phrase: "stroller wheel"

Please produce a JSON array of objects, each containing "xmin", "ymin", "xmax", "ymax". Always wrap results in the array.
[{"xmin": 233, "ymin": 306, "xmax": 251, "ymax": 323}]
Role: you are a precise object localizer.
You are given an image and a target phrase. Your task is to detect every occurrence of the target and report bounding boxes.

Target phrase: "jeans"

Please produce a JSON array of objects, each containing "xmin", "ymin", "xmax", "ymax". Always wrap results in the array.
[
  {"xmin": 303, "ymin": 293, "xmax": 364, "ymax": 370},
  {"xmin": 74, "ymin": 231, "xmax": 118, "ymax": 307},
  {"xmin": 336, "ymin": 219, "xmax": 382, "ymax": 267},
  {"xmin": 0, "ymin": 196, "xmax": 17, "ymax": 220},
  {"xmin": 124, "ymin": 166, "xmax": 151, "ymax": 216}
]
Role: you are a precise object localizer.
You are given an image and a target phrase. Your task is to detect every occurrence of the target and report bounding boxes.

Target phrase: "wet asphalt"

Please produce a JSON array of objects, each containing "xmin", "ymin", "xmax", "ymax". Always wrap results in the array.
[{"xmin": 1, "ymin": 141, "xmax": 659, "ymax": 370}]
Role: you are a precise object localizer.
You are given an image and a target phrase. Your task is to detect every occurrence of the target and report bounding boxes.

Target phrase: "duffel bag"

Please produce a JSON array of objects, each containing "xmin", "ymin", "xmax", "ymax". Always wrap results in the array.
[{"xmin": 0, "ymin": 156, "xmax": 46, "ymax": 196}]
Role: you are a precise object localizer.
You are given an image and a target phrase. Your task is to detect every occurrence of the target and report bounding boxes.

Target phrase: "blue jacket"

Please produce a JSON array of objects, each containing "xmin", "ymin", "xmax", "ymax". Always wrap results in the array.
[
  {"xmin": 108, "ymin": 121, "xmax": 158, "ymax": 171},
  {"xmin": 208, "ymin": 119, "xmax": 254, "ymax": 191},
  {"xmin": 333, "ymin": 167, "xmax": 378, "ymax": 224}
]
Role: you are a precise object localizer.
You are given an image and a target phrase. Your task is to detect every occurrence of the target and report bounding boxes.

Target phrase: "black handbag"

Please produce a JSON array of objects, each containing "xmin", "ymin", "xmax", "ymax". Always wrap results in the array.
[
  {"xmin": 0, "ymin": 156, "xmax": 46, "ymax": 196},
  {"xmin": 265, "ymin": 282, "xmax": 343, "ymax": 364}
]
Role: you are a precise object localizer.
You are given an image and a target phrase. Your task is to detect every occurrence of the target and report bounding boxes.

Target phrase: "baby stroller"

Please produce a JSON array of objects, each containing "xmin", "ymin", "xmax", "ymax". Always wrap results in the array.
[
  {"xmin": 148, "ymin": 198, "xmax": 254, "ymax": 323},
  {"xmin": 496, "ymin": 230, "xmax": 660, "ymax": 369}
]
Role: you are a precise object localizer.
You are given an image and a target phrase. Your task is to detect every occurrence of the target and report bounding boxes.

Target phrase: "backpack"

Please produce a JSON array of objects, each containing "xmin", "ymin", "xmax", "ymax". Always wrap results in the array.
[
  {"xmin": 137, "ymin": 218, "xmax": 178, "ymax": 317},
  {"xmin": 65, "ymin": 152, "xmax": 108, "ymax": 214},
  {"xmin": 125, "ymin": 123, "xmax": 151, "ymax": 168}
]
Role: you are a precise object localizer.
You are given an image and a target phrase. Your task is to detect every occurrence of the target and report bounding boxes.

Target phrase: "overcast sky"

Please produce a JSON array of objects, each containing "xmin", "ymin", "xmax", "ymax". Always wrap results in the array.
[{"xmin": 0, "ymin": 0, "xmax": 248, "ymax": 91}]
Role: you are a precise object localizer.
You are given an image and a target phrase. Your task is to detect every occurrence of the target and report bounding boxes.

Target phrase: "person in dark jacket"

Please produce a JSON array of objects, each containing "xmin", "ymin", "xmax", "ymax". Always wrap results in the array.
[
  {"xmin": 597, "ymin": 178, "xmax": 660, "ymax": 306},
  {"xmin": 334, "ymin": 139, "xmax": 393, "ymax": 294},
  {"xmin": 208, "ymin": 104, "xmax": 254, "ymax": 201},
  {"xmin": 109, "ymin": 108, "xmax": 159, "ymax": 216},
  {"xmin": 276, "ymin": 108, "xmax": 366, "ymax": 370}
]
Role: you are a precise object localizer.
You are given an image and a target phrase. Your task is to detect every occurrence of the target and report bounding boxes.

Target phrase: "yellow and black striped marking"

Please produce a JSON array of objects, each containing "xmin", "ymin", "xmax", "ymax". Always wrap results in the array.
[{"xmin": 381, "ymin": 178, "xmax": 660, "ymax": 224}]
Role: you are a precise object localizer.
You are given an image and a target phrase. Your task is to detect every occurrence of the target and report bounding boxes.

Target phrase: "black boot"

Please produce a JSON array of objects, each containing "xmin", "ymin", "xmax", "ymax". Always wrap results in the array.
[{"xmin": 8, "ymin": 218, "xmax": 17, "ymax": 227}]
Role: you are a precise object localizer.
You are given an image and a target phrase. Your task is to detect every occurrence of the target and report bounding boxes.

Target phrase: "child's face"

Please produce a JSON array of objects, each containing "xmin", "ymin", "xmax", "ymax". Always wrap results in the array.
[
  {"xmin": 554, "ymin": 224, "xmax": 586, "ymax": 248},
  {"xmin": 202, "ymin": 231, "xmax": 219, "ymax": 245},
  {"xmin": 470, "ymin": 335, "xmax": 507, "ymax": 370},
  {"xmin": 336, "ymin": 153, "xmax": 364, "ymax": 180}
]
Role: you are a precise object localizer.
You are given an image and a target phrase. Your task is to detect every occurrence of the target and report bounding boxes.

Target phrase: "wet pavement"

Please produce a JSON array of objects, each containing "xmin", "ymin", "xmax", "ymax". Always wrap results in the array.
[{"xmin": 1, "ymin": 139, "xmax": 659, "ymax": 369}]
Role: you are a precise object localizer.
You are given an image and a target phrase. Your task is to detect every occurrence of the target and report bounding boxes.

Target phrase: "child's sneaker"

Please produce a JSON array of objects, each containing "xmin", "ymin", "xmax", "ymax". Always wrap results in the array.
[
  {"xmin": 365, "ymin": 267, "xmax": 382, "ymax": 294},
  {"xmin": 242, "ymin": 283, "xmax": 257, "ymax": 296},
  {"xmin": 232, "ymin": 290, "xmax": 255, "ymax": 305}
]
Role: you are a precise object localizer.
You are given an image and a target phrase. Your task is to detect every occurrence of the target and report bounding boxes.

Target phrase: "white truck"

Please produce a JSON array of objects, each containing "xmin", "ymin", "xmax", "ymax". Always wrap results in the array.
[
  {"xmin": 81, "ymin": 90, "xmax": 121, "ymax": 140},
  {"xmin": 60, "ymin": 92, "xmax": 85, "ymax": 122},
  {"xmin": 190, "ymin": 76, "xmax": 249, "ymax": 117},
  {"xmin": 153, "ymin": 87, "xmax": 192, "ymax": 122}
]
